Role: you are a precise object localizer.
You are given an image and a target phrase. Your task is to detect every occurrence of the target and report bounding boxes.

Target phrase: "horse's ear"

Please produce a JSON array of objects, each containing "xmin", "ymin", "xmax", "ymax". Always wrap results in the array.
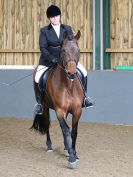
[
  {"xmin": 63, "ymin": 31, "xmax": 68, "ymax": 39},
  {"xmin": 75, "ymin": 30, "xmax": 81, "ymax": 40}
]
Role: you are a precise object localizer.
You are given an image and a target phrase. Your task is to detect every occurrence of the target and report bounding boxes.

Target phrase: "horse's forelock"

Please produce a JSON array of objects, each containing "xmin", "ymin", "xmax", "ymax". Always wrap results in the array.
[
  {"xmin": 66, "ymin": 39, "xmax": 79, "ymax": 50},
  {"xmin": 67, "ymin": 34, "xmax": 73, "ymax": 41},
  {"xmin": 61, "ymin": 38, "xmax": 79, "ymax": 59}
]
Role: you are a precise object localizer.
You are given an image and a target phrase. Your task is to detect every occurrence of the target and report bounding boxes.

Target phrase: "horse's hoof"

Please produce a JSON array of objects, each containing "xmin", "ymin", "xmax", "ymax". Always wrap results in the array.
[
  {"xmin": 76, "ymin": 158, "xmax": 79, "ymax": 162},
  {"xmin": 76, "ymin": 158, "xmax": 79, "ymax": 166},
  {"xmin": 47, "ymin": 149, "xmax": 53, "ymax": 152},
  {"xmin": 68, "ymin": 161, "xmax": 77, "ymax": 169},
  {"xmin": 64, "ymin": 149, "xmax": 69, "ymax": 157}
]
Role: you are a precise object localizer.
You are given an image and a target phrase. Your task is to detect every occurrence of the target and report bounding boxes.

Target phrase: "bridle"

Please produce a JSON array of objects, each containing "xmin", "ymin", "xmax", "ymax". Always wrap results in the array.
[
  {"xmin": 57, "ymin": 59, "xmax": 77, "ymax": 81},
  {"xmin": 58, "ymin": 38, "xmax": 80, "ymax": 81}
]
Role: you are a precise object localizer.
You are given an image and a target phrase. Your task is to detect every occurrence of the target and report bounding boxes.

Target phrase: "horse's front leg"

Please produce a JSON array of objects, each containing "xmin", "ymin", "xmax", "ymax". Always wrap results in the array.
[
  {"xmin": 71, "ymin": 119, "xmax": 79, "ymax": 161},
  {"xmin": 62, "ymin": 130, "xmax": 70, "ymax": 157},
  {"xmin": 57, "ymin": 116, "xmax": 77, "ymax": 169},
  {"xmin": 71, "ymin": 109, "xmax": 82, "ymax": 161}
]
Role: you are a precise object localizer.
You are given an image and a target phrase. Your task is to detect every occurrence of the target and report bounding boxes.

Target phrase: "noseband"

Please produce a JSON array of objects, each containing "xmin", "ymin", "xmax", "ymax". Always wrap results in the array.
[{"xmin": 66, "ymin": 70, "xmax": 77, "ymax": 81}]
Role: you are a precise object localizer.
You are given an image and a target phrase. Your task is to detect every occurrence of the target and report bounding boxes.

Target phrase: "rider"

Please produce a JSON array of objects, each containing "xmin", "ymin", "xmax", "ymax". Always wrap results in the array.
[{"xmin": 34, "ymin": 5, "xmax": 93, "ymax": 115}]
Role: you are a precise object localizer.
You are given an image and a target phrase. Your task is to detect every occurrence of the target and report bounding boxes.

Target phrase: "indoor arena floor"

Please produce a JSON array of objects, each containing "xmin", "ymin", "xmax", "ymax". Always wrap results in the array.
[{"xmin": 0, "ymin": 118, "xmax": 133, "ymax": 177}]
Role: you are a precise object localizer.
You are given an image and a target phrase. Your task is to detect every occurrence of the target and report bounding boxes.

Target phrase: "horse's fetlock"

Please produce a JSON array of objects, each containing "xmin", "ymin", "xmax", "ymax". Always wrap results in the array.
[{"xmin": 68, "ymin": 153, "xmax": 76, "ymax": 163}]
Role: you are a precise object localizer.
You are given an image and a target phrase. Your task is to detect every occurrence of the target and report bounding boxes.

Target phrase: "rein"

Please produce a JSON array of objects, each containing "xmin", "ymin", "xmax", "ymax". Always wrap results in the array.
[
  {"xmin": 0, "ymin": 66, "xmax": 45, "ymax": 87},
  {"xmin": 0, "ymin": 71, "xmax": 34, "ymax": 87}
]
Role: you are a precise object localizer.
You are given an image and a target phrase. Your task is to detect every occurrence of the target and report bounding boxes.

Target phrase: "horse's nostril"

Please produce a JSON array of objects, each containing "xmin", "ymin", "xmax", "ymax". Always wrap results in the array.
[{"xmin": 66, "ymin": 62, "xmax": 76, "ymax": 74}]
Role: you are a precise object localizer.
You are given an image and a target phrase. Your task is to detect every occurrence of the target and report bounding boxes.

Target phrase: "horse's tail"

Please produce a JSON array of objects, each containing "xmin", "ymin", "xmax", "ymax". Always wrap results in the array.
[{"xmin": 30, "ymin": 110, "xmax": 50, "ymax": 135}]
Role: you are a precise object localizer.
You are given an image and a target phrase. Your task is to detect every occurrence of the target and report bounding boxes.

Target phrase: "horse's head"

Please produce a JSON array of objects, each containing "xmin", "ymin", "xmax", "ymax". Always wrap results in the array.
[{"xmin": 60, "ymin": 30, "xmax": 81, "ymax": 80}]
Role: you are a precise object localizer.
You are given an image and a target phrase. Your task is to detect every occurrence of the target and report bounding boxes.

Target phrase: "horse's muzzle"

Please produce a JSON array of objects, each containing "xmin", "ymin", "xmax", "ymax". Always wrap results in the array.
[
  {"xmin": 65, "ymin": 61, "xmax": 77, "ymax": 81},
  {"xmin": 65, "ymin": 61, "xmax": 77, "ymax": 75}
]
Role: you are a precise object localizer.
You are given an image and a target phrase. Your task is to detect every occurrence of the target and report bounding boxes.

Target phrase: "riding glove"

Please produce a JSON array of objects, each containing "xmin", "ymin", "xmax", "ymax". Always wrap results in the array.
[{"xmin": 46, "ymin": 54, "xmax": 58, "ymax": 66}]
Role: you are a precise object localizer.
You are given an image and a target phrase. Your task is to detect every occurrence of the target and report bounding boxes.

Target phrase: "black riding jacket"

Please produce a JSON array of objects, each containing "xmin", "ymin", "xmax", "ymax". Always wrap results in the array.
[{"xmin": 39, "ymin": 23, "xmax": 74, "ymax": 66}]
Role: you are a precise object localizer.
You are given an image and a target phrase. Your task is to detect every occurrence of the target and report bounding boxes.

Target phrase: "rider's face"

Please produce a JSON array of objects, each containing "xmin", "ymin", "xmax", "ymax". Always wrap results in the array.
[{"xmin": 49, "ymin": 15, "xmax": 61, "ymax": 25}]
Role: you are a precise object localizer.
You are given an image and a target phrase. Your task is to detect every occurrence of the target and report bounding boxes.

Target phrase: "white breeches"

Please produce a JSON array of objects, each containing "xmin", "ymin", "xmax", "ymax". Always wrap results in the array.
[
  {"xmin": 35, "ymin": 62, "xmax": 87, "ymax": 83},
  {"xmin": 77, "ymin": 62, "xmax": 87, "ymax": 77},
  {"xmin": 35, "ymin": 65, "xmax": 48, "ymax": 83}
]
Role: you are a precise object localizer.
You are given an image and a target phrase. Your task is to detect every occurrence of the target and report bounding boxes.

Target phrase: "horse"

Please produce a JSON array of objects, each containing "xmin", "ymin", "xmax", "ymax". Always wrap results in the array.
[{"xmin": 31, "ymin": 30, "xmax": 84, "ymax": 169}]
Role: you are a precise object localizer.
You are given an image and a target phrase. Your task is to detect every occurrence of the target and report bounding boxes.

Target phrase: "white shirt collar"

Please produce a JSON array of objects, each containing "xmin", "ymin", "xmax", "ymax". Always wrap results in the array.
[{"xmin": 51, "ymin": 23, "xmax": 61, "ymax": 38}]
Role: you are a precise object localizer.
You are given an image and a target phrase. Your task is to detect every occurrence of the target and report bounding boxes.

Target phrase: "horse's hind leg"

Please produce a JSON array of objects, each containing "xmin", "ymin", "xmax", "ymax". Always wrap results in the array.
[
  {"xmin": 46, "ymin": 129, "xmax": 53, "ymax": 152},
  {"xmin": 43, "ymin": 106, "xmax": 53, "ymax": 152},
  {"xmin": 30, "ymin": 106, "xmax": 52, "ymax": 151}
]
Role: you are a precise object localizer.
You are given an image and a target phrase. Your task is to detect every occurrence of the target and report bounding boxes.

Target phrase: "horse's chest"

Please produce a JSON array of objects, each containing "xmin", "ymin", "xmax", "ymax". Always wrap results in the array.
[{"xmin": 66, "ymin": 90, "xmax": 82, "ymax": 106}]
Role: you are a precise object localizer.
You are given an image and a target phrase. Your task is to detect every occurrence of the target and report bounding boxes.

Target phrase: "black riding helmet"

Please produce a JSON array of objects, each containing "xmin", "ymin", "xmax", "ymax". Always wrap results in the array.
[{"xmin": 46, "ymin": 5, "xmax": 61, "ymax": 18}]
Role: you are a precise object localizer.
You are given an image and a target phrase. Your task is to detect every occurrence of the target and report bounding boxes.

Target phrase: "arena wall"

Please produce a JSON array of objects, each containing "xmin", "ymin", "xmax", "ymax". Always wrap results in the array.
[{"xmin": 0, "ymin": 69, "xmax": 133, "ymax": 124}]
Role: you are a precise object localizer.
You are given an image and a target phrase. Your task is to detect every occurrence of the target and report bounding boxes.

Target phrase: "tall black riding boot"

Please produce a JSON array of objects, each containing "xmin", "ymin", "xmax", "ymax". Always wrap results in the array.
[
  {"xmin": 83, "ymin": 76, "xmax": 94, "ymax": 108},
  {"xmin": 34, "ymin": 91, "xmax": 43, "ymax": 115}
]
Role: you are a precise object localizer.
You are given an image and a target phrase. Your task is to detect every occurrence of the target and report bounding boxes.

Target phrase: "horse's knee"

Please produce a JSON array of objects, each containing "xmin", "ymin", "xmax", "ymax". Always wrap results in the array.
[{"xmin": 58, "ymin": 118, "xmax": 70, "ymax": 136}]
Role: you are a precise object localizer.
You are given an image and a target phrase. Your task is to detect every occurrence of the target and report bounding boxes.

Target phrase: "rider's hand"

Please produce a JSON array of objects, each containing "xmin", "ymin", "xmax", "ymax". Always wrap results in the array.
[
  {"xmin": 51, "ymin": 58, "xmax": 58, "ymax": 64},
  {"xmin": 46, "ymin": 54, "xmax": 58, "ymax": 66}
]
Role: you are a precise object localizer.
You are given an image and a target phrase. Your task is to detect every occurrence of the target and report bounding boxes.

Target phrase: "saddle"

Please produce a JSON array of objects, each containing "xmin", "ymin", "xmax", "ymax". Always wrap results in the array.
[
  {"xmin": 38, "ymin": 67, "xmax": 53, "ymax": 93},
  {"xmin": 38, "ymin": 67, "xmax": 85, "ymax": 93}
]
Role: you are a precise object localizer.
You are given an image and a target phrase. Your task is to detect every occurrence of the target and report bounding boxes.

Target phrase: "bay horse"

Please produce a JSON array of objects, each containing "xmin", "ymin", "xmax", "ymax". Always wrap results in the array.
[{"xmin": 31, "ymin": 31, "xmax": 84, "ymax": 169}]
